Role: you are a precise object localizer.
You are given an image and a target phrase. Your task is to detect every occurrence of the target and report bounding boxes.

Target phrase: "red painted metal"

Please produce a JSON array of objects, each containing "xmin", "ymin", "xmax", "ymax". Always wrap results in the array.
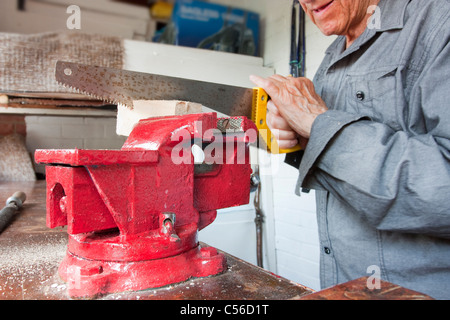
[{"xmin": 35, "ymin": 113, "xmax": 256, "ymax": 298}]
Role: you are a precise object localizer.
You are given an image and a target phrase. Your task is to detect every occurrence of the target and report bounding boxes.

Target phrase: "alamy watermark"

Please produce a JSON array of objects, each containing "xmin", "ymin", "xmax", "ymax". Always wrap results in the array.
[
  {"xmin": 170, "ymin": 124, "xmax": 258, "ymax": 166},
  {"xmin": 66, "ymin": 5, "xmax": 81, "ymax": 30},
  {"xmin": 168, "ymin": 121, "xmax": 281, "ymax": 174},
  {"xmin": 366, "ymin": 265, "xmax": 381, "ymax": 290},
  {"xmin": 367, "ymin": 5, "xmax": 381, "ymax": 30},
  {"xmin": 169, "ymin": 123, "xmax": 280, "ymax": 175}
]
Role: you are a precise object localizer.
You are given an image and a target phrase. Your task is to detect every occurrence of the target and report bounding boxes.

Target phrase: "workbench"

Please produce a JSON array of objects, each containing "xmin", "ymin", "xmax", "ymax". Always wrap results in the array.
[
  {"xmin": 0, "ymin": 180, "xmax": 312, "ymax": 300},
  {"xmin": 0, "ymin": 181, "xmax": 433, "ymax": 301}
]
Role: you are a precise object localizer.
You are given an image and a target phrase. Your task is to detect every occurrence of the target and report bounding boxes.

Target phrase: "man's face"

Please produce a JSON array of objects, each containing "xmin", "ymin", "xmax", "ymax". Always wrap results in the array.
[{"xmin": 299, "ymin": 0, "xmax": 374, "ymax": 37}]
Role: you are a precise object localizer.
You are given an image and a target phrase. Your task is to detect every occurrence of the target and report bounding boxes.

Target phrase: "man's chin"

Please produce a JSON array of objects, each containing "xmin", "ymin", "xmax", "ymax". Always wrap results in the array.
[{"xmin": 317, "ymin": 23, "xmax": 340, "ymax": 37}]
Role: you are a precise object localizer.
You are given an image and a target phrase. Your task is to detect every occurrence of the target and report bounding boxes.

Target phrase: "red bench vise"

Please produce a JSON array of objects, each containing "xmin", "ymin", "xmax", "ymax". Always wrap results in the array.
[{"xmin": 35, "ymin": 112, "xmax": 257, "ymax": 298}]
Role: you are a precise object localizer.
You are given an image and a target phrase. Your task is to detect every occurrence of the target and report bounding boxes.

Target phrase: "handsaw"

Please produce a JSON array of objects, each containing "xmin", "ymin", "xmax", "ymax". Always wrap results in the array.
[{"xmin": 55, "ymin": 60, "xmax": 301, "ymax": 154}]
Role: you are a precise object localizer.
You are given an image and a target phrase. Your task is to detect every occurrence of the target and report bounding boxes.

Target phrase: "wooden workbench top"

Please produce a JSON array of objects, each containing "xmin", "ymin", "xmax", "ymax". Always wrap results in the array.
[{"xmin": 0, "ymin": 181, "xmax": 313, "ymax": 300}]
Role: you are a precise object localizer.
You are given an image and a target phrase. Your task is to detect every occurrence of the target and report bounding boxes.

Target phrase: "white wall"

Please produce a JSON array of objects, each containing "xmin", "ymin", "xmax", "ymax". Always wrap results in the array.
[
  {"xmin": 26, "ymin": 115, "xmax": 127, "ymax": 175},
  {"xmin": 0, "ymin": 0, "xmax": 151, "ymax": 40},
  {"xmin": 260, "ymin": 0, "xmax": 336, "ymax": 291}
]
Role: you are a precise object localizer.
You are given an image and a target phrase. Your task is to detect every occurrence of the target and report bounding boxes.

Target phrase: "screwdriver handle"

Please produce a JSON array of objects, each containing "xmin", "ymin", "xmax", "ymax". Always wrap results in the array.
[
  {"xmin": 6, "ymin": 191, "xmax": 26, "ymax": 208},
  {"xmin": 0, "ymin": 191, "xmax": 26, "ymax": 233}
]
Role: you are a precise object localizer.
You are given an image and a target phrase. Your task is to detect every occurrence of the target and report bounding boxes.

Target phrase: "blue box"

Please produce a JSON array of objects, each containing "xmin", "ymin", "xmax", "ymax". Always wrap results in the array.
[{"xmin": 156, "ymin": 0, "xmax": 260, "ymax": 56}]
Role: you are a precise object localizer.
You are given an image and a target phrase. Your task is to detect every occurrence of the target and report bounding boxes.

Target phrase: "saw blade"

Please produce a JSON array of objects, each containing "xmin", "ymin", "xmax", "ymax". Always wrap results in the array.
[{"xmin": 55, "ymin": 61, "xmax": 254, "ymax": 118}]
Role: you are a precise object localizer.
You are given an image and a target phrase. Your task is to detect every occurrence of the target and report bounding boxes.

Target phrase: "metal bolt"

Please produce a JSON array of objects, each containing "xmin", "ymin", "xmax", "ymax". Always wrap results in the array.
[
  {"xmin": 64, "ymin": 68, "xmax": 72, "ymax": 76},
  {"xmin": 59, "ymin": 196, "xmax": 68, "ymax": 214}
]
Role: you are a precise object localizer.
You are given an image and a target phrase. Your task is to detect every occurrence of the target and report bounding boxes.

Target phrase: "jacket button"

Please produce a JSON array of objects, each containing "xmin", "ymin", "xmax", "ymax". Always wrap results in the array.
[
  {"xmin": 324, "ymin": 247, "xmax": 331, "ymax": 254},
  {"xmin": 356, "ymin": 91, "xmax": 365, "ymax": 101}
]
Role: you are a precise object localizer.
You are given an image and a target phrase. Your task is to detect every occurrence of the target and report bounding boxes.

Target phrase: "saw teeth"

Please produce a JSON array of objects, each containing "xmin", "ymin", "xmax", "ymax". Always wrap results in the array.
[
  {"xmin": 55, "ymin": 66, "xmax": 134, "ymax": 108},
  {"xmin": 57, "ymin": 80, "xmax": 118, "ymax": 105}
]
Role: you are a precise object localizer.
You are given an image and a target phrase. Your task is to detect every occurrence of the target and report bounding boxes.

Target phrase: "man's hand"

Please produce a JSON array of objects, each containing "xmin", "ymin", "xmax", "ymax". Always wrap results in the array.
[
  {"xmin": 266, "ymin": 100, "xmax": 302, "ymax": 149},
  {"xmin": 250, "ymin": 75, "xmax": 328, "ymax": 145}
]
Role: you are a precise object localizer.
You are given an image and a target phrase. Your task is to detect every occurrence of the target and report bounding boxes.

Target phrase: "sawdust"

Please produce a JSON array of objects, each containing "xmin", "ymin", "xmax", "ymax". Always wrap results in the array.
[
  {"xmin": 0, "ymin": 234, "xmax": 67, "ymax": 298},
  {"xmin": 0, "ymin": 234, "xmax": 66, "ymax": 270}
]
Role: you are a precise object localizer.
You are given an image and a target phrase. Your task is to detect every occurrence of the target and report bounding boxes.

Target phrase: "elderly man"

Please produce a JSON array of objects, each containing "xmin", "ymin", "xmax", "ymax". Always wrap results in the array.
[{"xmin": 251, "ymin": 0, "xmax": 450, "ymax": 299}]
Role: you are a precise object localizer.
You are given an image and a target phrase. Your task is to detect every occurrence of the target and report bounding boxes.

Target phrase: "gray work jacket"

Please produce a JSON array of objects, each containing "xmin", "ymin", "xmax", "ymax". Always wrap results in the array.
[{"xmin": 296, "ymin": 0, "xmax": 450, "ymax": 299}]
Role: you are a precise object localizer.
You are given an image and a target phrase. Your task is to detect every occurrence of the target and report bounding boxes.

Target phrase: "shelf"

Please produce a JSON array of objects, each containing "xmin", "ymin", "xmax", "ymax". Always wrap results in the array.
[{"xmin": 0, "ymin": 104, "xmax": 117, "ymax": 117}]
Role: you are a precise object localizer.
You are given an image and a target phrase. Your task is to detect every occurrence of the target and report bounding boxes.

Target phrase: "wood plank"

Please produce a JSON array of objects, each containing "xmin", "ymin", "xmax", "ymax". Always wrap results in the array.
[{"xmin": 116, "ymin": 100, "xmax": 203, "ymax": 136}]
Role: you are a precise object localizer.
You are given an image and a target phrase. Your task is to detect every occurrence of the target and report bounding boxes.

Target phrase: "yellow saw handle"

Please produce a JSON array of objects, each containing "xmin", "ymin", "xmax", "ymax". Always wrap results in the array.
[{"xmin": 251, "ymin": 87, "xmax": 302, "ymax": 154}]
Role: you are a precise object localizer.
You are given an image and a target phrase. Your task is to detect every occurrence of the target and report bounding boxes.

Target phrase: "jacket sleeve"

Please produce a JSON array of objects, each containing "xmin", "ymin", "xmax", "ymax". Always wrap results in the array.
[{"xmin": 297, "ymin": 27, "xmax": 450, "ymax": 239}]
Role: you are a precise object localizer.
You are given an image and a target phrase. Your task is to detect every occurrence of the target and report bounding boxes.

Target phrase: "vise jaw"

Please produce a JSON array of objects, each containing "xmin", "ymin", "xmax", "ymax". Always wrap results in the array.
[{"xmin": 35, "ymin": 112, "xmax": 257, "ymax": 298}]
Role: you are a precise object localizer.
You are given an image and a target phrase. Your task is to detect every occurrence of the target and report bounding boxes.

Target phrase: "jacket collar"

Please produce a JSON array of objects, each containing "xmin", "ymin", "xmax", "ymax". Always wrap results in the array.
[{"xmin": 377, "ymin": 0, "xmax": 410, "ymax": 32}]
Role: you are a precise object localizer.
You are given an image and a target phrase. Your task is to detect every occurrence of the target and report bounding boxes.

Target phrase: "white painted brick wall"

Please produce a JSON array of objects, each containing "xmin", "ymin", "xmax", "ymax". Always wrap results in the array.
[
  {"xmin": 26, "ymin": 115, "xmax": 127, "ymax": 174},
  {"xmin": 260, "ymin": 0, "xmax": 336, "ymax": 291}
]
